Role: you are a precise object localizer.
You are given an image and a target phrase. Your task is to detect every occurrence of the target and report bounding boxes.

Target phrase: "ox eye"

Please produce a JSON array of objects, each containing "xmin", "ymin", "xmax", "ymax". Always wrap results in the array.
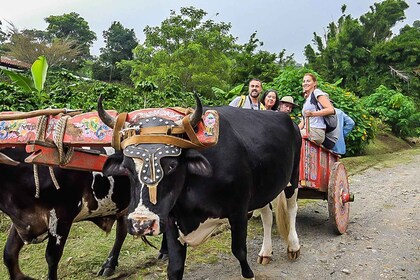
[{"xmin": 162, "ymin": 158, "xmax": 178, "ymax": 175}]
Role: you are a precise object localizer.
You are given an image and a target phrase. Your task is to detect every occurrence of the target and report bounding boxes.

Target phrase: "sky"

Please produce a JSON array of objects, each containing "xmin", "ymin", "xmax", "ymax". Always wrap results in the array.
[{"xmin": 1, "ymin": 0, "xmax": 418, "ymax": 63}]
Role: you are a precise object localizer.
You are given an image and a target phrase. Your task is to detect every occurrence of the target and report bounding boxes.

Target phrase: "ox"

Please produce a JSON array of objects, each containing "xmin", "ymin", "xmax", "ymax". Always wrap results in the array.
[
  {"xmin": 0, "ymin": 147, "xmax": 131, "ymax": 280},
  {"xmin": 99, "ymin": 94, "xmax": 301, "ymax": 279}
]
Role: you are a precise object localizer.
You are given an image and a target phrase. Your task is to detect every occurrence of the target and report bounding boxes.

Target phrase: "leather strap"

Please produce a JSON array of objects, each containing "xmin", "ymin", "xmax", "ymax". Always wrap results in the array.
[
  {"xmin": 112, "ymin": 112, "xmax": 128, "ymax": 150},
  {"xmin": 135, "ymin": 126, "xmax": 185, "ymax": 135},
  {"xmin": 182, "ymin": 115, "xmax": 204, "ymax": 147},
  {"xmin": 121, "ymin": 135, "xmax": 204, "ymax": 150}
]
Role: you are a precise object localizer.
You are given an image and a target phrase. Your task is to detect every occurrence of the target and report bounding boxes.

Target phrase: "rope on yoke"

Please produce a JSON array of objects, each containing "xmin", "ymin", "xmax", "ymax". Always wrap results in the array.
[
  {"xmin": 53, "ymin": 115, "xmax": 74, "ymax": 165},
  {"xmin": 33, "ymin": 115, "xmax": 49, "ymax": 198},
  {"xmin": 32, "ymin": 115, "xmax": 74, "ymax": 197}
]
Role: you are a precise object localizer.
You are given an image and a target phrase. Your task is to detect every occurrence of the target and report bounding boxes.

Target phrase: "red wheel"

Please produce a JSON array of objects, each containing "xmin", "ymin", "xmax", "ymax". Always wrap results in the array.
[{"xmin": 328, "ymin": 162, "xmax": 350, "ymax": 234}]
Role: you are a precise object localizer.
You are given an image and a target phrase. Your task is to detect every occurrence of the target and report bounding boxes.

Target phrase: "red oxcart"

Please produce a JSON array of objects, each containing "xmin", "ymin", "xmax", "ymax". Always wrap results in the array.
[{"xmin": 298, "ymin": 128, "xmax": 354, "ymax": 234}]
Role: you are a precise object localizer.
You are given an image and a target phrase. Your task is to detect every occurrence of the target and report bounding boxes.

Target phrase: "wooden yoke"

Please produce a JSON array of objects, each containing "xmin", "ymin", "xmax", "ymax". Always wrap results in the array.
[
  {"xmin": 113, "ymin": 107, "xmax": 219, "ymax": 151},
  {"xmin": 0, "ymin": 110, "xmax": 117, "ymax": 171},
  {"xmin": 0, "ymin": 106, "xmax": 219, "ymax": 172}
]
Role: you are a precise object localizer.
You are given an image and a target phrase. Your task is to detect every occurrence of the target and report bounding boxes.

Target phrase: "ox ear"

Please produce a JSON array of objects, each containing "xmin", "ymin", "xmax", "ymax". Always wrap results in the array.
[
  {"xmin": 185, "ymin": 149, "xmax": 212, "ymax": 177},
  {"xmin": 102, "ymin": 153, "xmax": 129, "ymax": 177}
]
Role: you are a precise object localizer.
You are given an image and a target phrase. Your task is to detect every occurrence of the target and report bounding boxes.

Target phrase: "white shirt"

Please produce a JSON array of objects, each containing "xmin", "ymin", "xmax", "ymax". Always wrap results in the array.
[{"xmin": 302, "ymin": 88, "xmax": 327, "ymax": 129}]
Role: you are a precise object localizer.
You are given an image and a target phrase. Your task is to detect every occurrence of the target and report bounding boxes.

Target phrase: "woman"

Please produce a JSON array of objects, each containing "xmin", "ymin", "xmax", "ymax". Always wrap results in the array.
[
  {"xmin": 260, "ymin": 89, "xmax": 279, "ymax": 111},
  {"xmin": 298, "ymin": 73, "xmax": 335, "ymax": 144}
]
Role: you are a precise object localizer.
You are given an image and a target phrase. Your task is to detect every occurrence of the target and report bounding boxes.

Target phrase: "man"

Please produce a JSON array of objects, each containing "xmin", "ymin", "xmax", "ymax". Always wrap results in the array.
[
  {"xmin": 229, "ymin": 78, "xmax": 265, "ymax": 110},
  {"xmin": 331, "ymin": 108, "xmax": 355, "ymax": 155},
  {"xmin": 278, "ymin": 96, "xmax": 298, "ymax": 113}
]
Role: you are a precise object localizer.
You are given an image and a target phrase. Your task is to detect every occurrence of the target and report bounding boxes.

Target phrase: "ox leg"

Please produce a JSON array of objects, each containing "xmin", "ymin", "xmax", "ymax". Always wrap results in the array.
[
  {"xmin": 229, "ymin": 216, "xmax": 254, "ymax": 279},
  {"xmin": 3, "ymin": 225, "xmax": 34, "ymax": 280},
  {"xmin": 166, "ymin": 219, "xmax": 187, "ymax": 280},
  {"xmin": 257, "ymin": 204, "xmax": 273, "ymax": 265},
  {"xmin": 284, "ymin": 187, "xmax": 300, "ymax": 259},
  {"xmin": 45, "ymin": 222, "xmax": 72, "ymax": 280},
  {"xmin": 157, "ymin": 232, "xmax": 169, "ymax": 261},
  {"xmin": 97, "ymin": 215, "xmax": 128, "ymax": 276}
]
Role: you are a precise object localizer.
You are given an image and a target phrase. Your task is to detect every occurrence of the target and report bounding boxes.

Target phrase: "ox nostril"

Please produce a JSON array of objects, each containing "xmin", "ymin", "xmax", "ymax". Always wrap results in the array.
[
  {"xmin": 139, "ymin": 220, "xmax": 155, "ymax": 231},
  {"xmin": 129, "ymin": 218, "xmax": 156, "ymax": 235}
]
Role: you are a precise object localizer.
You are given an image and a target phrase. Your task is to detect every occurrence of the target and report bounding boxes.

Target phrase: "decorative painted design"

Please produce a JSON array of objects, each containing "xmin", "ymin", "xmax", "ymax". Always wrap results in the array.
[
  {"xmin": 129, "ymin": 108, "xmax": 184, "ymax": 123},
  {"xmin": 309, "ymin": 145, "xmax": 318, "ymax": 181},
  {"xmin": 0, "ymin": 119, "xmax": 37, "ymax": 142},
  {"xmin": 203, "ymin": 112, "xmax": 216, "ymax": 136},
  {"xmin": 72, "ymin": 116, "xmax": 112, "ymax": 140}
]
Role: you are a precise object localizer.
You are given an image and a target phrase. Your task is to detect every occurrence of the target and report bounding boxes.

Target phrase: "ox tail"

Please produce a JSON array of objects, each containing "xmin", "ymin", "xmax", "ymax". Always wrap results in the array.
[{"xmin": 275, "ymin": 191, "xmax": 290, "ymax": 241}]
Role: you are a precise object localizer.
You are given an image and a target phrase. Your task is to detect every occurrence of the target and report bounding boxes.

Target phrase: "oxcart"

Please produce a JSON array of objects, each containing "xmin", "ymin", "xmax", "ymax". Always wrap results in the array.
[{"xmin": 298, "ymin": 130, "xmax": 354, "ymax": 234}]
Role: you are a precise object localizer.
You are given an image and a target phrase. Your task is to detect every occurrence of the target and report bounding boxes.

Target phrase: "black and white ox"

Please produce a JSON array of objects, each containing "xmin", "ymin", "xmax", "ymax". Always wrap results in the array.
[
  {"xmin": 99, "ymin": 94, "xmax": 302, "ymax": 280},
  {"xmin": 0, "ymin": 147, "xmax": 131, "ymax": 280}
]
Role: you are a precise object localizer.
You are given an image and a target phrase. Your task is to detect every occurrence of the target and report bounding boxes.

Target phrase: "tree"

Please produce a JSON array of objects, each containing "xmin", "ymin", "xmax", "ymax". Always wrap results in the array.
[
  {"xmin": 129, "ymin": 7, "xmax": 237, "ymax": 97},
  {"xmin": 304, "ymin": 0, "xmax": 411, "ymax": 97},
  {"xmin": 45, "ymin": 12, "xmax": 96, "ymax": 62},
  {"xmin": 93, "ymin": 21, "xmax": 138, "ymax": 82},
  {"xmin": 3, "ymin": 27, "xmax": 82, "ymax": 68},
  {"xmin": 371, "ymin": 23, "xmax": 420, "ymax": 102},
  {"xmin": 359, "ymin": 0, "xmax": 409, "ymax": 45},
  {"xmin": 230, "ymin": 32, "xmax": 285, "ymax": 86}
]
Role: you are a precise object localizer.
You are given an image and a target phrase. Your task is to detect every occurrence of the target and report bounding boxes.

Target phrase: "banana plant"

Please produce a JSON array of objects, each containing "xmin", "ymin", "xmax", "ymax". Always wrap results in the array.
[
  {"xmin": 1, "ymin": 56, "xmax": 49, "ymax": 102},
  {"xmin": 212, "ymin": 84, "xmax": 244, "ymax": 101}
]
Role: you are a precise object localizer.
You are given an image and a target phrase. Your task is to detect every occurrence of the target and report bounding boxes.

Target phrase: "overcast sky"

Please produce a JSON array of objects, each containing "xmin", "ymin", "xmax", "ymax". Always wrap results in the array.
[{"xmin": 1, "ymin": 0, "xmax": 418, "ymax": 63}]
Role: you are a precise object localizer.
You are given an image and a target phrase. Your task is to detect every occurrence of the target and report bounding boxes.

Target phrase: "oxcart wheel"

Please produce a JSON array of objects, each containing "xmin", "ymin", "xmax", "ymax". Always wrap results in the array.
[{"xmin": 328, "ymin": 162, "xmax": 350, "ymax": 234}]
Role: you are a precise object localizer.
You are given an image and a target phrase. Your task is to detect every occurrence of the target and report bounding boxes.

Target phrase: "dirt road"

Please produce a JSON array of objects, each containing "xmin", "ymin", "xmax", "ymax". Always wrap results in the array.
[{"xmin": 183, "ymin": 152, "xmax": 419, "ymax": 280}]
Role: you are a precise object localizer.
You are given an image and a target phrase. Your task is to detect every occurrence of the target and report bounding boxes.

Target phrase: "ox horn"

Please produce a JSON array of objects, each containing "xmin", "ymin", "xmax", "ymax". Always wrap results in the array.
[
  {"xmin": 189, "ymin": 92, "xmax": 203, "ymax": 128},
  {"xmin": 97, "ymin": 94, "xmax": 115, "ymax": 128}
]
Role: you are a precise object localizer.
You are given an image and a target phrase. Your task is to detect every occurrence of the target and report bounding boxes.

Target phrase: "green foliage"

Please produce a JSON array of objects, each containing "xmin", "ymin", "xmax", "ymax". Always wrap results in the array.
[
  {"xmin": 0, "ymin": 69, "xmax": 33, "ymax": 92},
  {"xmin": 31, "ymin": 55, "xmax": 48, "ymax": 92},
  {"xmin": 93, "ymin": 21, "xmax": 138, "ymax": 83},
  {"xmin": 130, "ymin": 7, "xmax": 237, "ymax": 98},
  {"xmin": 230, "ymin": 32, "xmax": 284, "ymax": 85},
  {"xmin": 361, "ymin": 85, "xmax": 419, "ymax": 137},
  {"xmin": 0, "ymin": 82, "xmax": 38, "ymax": 111},
  {"xmin": 304, "ymin": 0, "xmax": 417, "ymax": 99},
  {"xmin": 212, "ymin": 83, "xmax": 244, "ymax": 100},
  {"xmin": 45, "ymin": 12, "xmax": 96, "ymax": 61},
  {"xmin": 266, "ymin": 67, "xmax": 376, "ymax": 156}
]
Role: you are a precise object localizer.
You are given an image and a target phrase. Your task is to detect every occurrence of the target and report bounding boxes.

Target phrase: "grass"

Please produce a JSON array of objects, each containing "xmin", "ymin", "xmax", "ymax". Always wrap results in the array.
[
  {"xmin": 341, "ymin": 132, "xmax": 418, "ymax": 176},
  {"xmin": 0, "ymin": 132, "xmax": 418, "ymax": 279}
]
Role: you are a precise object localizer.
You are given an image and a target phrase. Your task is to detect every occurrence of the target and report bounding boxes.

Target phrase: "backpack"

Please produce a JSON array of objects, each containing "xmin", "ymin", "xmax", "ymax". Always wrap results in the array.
[
  {"xmin": 310, "ymin": 92, "xmax": 337, "ymax": 133},
  {"xmin": 237, "ymin": 95, "xmax": 247, "ymax": 108},
  {"xmin": 235, "ymin": 95, "xmax": 266, "ymax": 110}
]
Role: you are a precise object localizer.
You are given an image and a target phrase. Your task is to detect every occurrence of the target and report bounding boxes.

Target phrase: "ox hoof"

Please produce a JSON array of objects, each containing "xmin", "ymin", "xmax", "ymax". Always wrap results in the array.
[
  {"xmin": 287, "ymin": 246, "xmax": 301, "ymax": 260},
  {"xmin": 241, "ymin": 277, "xmax": 255, "ymax": 280},
  {"xmin": 97, "ymin": 267, "xmax": 115, "ymax": 277},
  {"xmin": 257, "ymin": 255, "xmax": 273, "ymax": 265},
  {"xmin": 157, "ymin": 252, "xmax": 168, "ymax": 261}
]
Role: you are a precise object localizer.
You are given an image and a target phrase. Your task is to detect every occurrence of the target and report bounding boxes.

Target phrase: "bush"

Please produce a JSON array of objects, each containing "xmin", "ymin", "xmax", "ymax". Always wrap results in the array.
[{"xmin": 361, "ymin": 85, "xmax": 419, "ymax": 138}]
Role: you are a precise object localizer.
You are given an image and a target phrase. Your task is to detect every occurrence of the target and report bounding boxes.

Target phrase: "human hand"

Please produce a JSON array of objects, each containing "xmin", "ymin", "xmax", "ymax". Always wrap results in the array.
[{"xmin": 304, "ymin": 110, "xmax": 313, "ymax": 117}]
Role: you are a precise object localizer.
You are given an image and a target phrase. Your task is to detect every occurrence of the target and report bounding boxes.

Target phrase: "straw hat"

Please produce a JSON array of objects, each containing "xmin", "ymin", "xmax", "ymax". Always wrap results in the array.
[{"xmin": 279, "ymin": 96, "xmax": 298, "ymax": 107}]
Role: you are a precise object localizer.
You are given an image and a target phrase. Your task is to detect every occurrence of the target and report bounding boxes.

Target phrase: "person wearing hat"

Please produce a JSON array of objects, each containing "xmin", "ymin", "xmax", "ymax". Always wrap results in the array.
[{"xmin": 278, "ymin": 96, "xmax": 298, "ymax": 113}]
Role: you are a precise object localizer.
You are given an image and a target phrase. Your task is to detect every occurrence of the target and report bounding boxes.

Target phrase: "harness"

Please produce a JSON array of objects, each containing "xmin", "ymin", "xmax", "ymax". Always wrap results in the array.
[{"xmin": 109, "ymin": 107, "xmax": 220, "ymax": 204}]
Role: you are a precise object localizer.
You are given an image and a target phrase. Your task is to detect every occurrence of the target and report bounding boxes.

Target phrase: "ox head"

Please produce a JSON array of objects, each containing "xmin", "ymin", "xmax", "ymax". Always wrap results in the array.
[{"xmin": 98, "ymin": 94, "xmax": 213, "ymax": 236}]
